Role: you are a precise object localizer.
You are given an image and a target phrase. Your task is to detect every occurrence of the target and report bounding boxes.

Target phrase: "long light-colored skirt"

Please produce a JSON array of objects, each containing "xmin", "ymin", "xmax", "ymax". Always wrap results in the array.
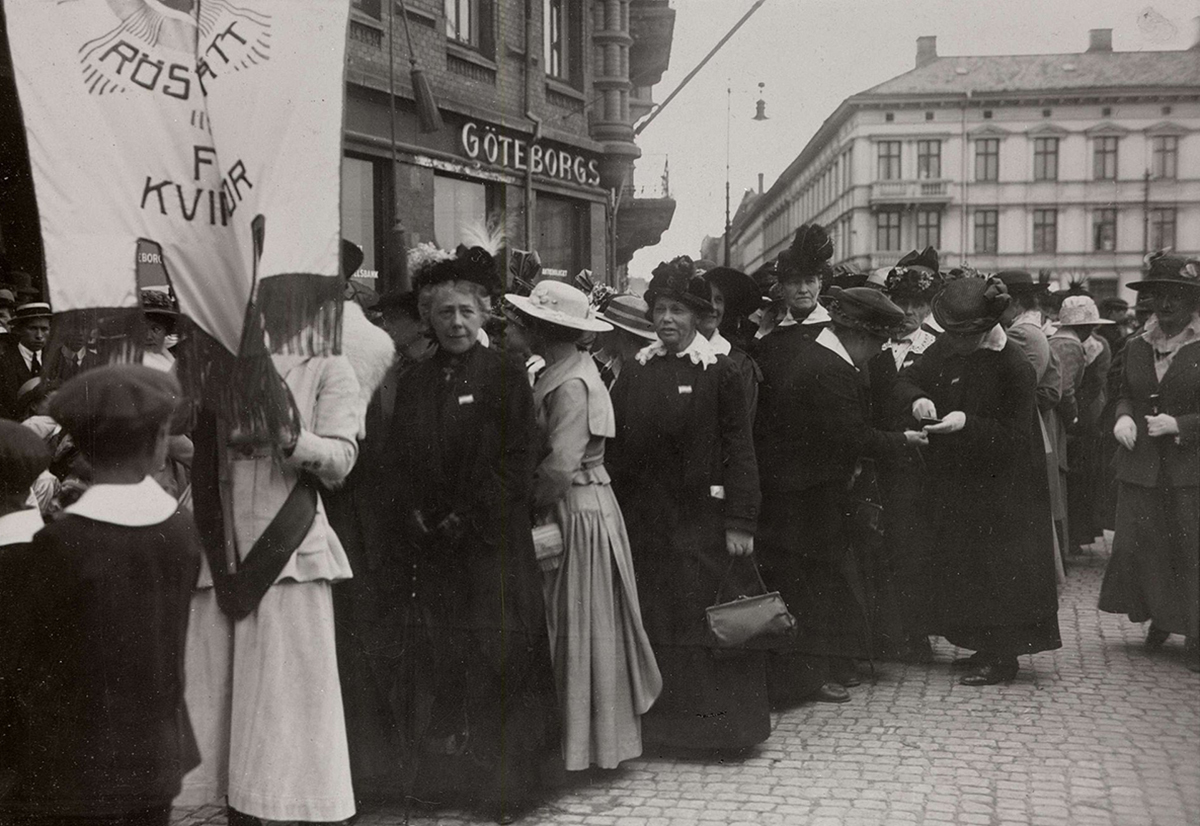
[
  {"xmin": 175, "ymin": 582, "xmax": 355, "ymax": 822},
  {"xmin": 543, "ymin": 482, "xmax": 662, "ymax": 771}
]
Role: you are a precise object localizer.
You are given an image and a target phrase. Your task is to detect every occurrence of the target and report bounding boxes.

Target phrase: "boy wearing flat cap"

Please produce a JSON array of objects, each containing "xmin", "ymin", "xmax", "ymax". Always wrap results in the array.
[
  {"xmin": 1, "ymin": 365, "xmax": 200, "ymax": 826},
  {"xmin": 756, "ymin": 287, "xmax": 928, "ymax": 707}
]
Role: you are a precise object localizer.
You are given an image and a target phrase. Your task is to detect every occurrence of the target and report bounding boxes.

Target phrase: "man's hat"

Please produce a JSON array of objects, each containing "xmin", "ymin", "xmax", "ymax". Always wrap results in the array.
[
  {"xmin": 932, "ymin": 277, "xmax": 1011, "ymax": 335},
  {"xmin": 821, "ymin": 286, "xmax": 906, "ymax": 338},
  {"xmin": 0, "ymin": 419, "xmax": 51, "ymax": 497},
  {"xmin": 703, "ymin": 266, "xmax": 761, "ymax": 319},
  {"xmin": 12, "ymin": 302, "xmax": 52, "ymax": 323},
  {"xmin": 1127, "ymin": 252, "xmax": 1200, "ymax": 293},
  {"xmin": 995, "ymin": 270, "xmax": 1049, "ymax": 295},
  {"xmin": 0, "ymin": 288, "xmax": 15, "ymax": 307},
  {"xmin": 600, "ymin": 294, "xmax": 657, "ymax": 341},
  {"xmin": 644, "ymin": 256, "xmax": 714, "ymax": 316},
  {"xmin": 50, "ymin": 364, "xmax": 182, "ymax": 458},
  {"xmin": 141, "ymin": 288, "xmax": 179, "ymax": 319}
]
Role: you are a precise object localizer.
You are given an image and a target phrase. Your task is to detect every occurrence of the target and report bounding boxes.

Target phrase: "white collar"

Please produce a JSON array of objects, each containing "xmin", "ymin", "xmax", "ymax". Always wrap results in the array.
[
  {"xmin": 635, "ymin": 331, "xmax": 719, "ymax": 369},
  {"xmin": 142, "ymin": 349, "xmax": 176, "ymax": 373},
  {"xmin": 0, "ymin": 507, "xmax": 44, "ymax": 547},
  {"xmin": 18, "ymin": 342, "xmax": 39, "ymax": 368},
  {"xmin": 477, "ymin": 327, "xmax": 490, "ymax": 348},
  {"xmin": 816, "ymin": 325, "xmax": 856, "ymax": 369},
  {"xmin": 707, "ymin": 329, "xmax": 733, "ymax": 356},
  {"xmin": 65, "ymin": 476, "xmax": 177, "ymax": 526},
  {"xmin": 1012, "ymin": 309, "xmax": 1043, "ymax": 328},
  {"xmin": 977, "ymin": 324, "xmax": 1007, "ymax": 352},
  {"xmin": 924, "ymin": 316, "xmax": 944, "ymax": 334},
  {"xmin": 1144, "ymin": 313, "xmax": 1200, "ymax": 352}
]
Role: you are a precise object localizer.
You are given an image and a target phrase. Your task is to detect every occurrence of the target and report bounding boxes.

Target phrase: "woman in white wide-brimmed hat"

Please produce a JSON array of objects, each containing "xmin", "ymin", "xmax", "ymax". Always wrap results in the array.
[{"xmin": 504, "ymin": 280, "xmax": 662, "ymax": 772}]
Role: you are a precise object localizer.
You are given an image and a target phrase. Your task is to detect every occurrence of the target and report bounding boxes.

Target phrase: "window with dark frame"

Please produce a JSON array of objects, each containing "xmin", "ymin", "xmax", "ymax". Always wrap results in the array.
[
  {"xmin": 1033, "ymin": 137, "xmax": 1058, "ymax": 181},
  {"xmin": 916, "ymin": 140, "xmax": 941, "ymax": 179},
  {"xmin": 915, "ymin": 209, "xmax": 941, "ymax": 248},
  {"xmin": 974, "ymin": 209, "xmax": 998, "ymax": 253},
  {"xmin": 352, "ymin": 0, "xmax": 381, "ymax": 18},
  {"xmin": 878, "ymin": 141, "xmax": 901, "ymax": 180},
  {"xmin": 975, "ymin": 138, "xmax": 999, "ymax": 182},
  {"xmin": 876, "ymin": 211, "xmax": 901, "ymax": 251},
  {"xmin": 445, "ymin": 0, "xmax": 476, "ymax": 45},
  {"xmin": 1033, "ymin": 208, "xmax": 1057, "ymax": 253},
  {"xmin": 1093, "ymin": 208, "xmax": 1117, "ymax": 252},
  {"xmin": 1151, "ymin": 136, "xmax": 1178, "ymax": 180},
  {"xmin": 544, "ymin": 0, "xmax": 568, "ymax": 80},
  {"xmin": 1093, "ymin": 136, "xmax": 1119, "ymax": 180},
  {"xmin": 1149, "ymin": 207, "xmax": 1177, "ymax": 251}
]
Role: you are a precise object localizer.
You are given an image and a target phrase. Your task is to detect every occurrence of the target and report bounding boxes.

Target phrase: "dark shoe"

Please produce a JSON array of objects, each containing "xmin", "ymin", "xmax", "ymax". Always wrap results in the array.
[
  {"xmin": 950, "ymin": 652, "xmax": 982, "ymax": 669},
  {"xmin": 812, "ymin": 682, "xmax": 852, "ymax": 703},
  {"xmin": 1145, "ymin": 625, "xmax": 1170, "ymax": 650},
  {"xmin": 830, "ymin": 660, "xmax": 862, "ymax": 687},
  {"xmin": 960, "ymin": 659, "xmax": 1018, "ymax": 686}
]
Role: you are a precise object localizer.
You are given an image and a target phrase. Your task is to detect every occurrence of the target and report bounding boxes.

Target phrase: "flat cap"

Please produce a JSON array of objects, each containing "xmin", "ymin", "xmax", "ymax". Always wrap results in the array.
[
  {"xmin": 0, "ymin": 419, "xmax": 52, "ymax": 496},
  {"xmin": 50, "ymin": 364, "xmax": 181, "ymax": 455}
]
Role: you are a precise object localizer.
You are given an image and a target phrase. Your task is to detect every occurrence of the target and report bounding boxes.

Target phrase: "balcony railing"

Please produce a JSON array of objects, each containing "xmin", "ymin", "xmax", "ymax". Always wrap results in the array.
[{"xmin": 870, "ymin": 179, "xmax": 953, "ymax": 204}]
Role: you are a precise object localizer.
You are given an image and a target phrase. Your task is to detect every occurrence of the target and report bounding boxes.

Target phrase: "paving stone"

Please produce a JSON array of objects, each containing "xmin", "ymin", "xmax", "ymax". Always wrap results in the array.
[{"xmin": 170, "ymin": 539, "xmax": 1199, "ymax": 826}]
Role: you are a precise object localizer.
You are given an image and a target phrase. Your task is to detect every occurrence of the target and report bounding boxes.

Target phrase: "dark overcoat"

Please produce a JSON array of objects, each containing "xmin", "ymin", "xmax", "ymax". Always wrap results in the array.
[{"xmin": 895, "ymin": 336, "xmax": 1061, "ymax": 654}]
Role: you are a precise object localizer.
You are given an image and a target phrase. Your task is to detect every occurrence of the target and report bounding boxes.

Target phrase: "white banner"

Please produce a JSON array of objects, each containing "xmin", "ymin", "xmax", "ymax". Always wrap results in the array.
[{"xmin": 5, "ymin": 0, "xmax": 349, "ymax": 355}]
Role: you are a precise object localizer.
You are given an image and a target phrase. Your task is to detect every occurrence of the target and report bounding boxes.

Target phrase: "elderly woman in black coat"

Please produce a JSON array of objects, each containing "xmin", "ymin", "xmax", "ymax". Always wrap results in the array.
[
  {"xmin": 608, "ymin": 256, "xmax": 770, "ymax": 751},
  {"xmin": 384, "ymin": 248, "xmax": 560, "ymax": 823},
  {"xmin": 895, "ymin": 277, "xmax": 1062, "ymax": 685}
]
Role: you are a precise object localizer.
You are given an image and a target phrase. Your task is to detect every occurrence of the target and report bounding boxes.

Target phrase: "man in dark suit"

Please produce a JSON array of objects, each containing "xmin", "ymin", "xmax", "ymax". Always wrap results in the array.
[
  {"xmin": 0, "ymin": 303, "xmax": 52, "ymax": 420},
  {"xmin": 756, "ymin": 287, "xmax": 925, "ymax": 706}
]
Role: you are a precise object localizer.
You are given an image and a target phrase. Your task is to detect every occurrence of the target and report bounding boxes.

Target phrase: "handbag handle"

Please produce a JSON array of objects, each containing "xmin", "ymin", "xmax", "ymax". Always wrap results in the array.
[{"xmin": 713, "ymin": 555, "xmax": 771, "ymax": 605}]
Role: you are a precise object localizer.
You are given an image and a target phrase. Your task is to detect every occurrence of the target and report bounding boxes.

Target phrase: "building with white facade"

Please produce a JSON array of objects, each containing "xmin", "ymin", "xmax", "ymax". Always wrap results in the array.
[{"xmin": 727, "ymin": 29, "xmax": 1200, "ymax": 298}]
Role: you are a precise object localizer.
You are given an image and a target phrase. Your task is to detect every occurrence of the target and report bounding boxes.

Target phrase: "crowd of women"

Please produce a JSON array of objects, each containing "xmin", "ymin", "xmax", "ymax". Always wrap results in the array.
[{"xmin": 1, "ymin": 224, "xmax": 1196, "ymax": 826}]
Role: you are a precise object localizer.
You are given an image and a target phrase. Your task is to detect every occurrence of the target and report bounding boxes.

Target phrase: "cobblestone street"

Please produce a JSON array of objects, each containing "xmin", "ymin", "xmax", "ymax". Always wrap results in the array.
[{"xmin": 173, "ymin": 537, "xmax": 1200, "ymax": 826}]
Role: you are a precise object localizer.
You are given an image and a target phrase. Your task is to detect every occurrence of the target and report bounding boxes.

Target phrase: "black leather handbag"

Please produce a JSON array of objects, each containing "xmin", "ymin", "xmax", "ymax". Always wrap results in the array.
[{"xmin": 705, "ymin": 558, "xmax": 797, "ymax": 649}]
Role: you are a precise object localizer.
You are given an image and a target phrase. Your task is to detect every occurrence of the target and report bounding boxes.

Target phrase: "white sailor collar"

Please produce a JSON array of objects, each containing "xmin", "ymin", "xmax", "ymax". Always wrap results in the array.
[
  {"xmin": 816, "ymin": 326, "xmax": 856, "ymax": 369},
  {"xmin": 635, "ymin": 330, "xmax": 719, "ymax": 369},
  {"xmin": 777, "ymin": 303, "xmax": 830, "ymax": 329},
  {"xmin": 0, "ymin": 507, "xmax": 44, "ymax": 547},
  {"xmin": 65, "ymin": 476, "xmax": 177, "ymax": 526},
  {"xmin": 977, "ymin": 324, "xmax": 1008, "ymax": 352}
]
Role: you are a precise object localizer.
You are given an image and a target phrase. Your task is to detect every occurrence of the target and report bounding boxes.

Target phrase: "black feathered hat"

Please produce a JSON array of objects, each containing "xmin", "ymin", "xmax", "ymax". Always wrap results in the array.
[
  {"xmin": 775, "ymin": 223, "xmax": 833, "ymax": 284},
  {"xmin": 644, "ymin": 256, "xmax": 714, "ymax": 316},
  {"xmin": 414, "ymin": 245, "xmax": 503, "ymax": 297},
  {"xmin": 885, "ymin": 248, "xmax": 944, "ymax": 302}
]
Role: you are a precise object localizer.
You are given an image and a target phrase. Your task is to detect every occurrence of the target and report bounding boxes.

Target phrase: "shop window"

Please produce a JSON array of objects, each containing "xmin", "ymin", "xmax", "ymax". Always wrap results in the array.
[
  {"xmin": 1151, "ymin": 136, "xmax": 1178, "ymax": 180},
  {"xmin": 1033, "ymin": 137, "xmax": 1058, "ymax": 181},
  {"xmin": 877, "ymin": 141, "xmax": 901, "ymax": 181},
  {"xmin": 434, "ymin": 174, "xmax": 489, "ymax": 250},
  {"xmin": 1093, "ymin": 136, "xmax": 1119, "ymax": 181},
  {"xmin": 1092, "ymin": 209, "xmax": 1117, "ymax": 252},
  {"xmin": 915, "ymin": 209, "xmax": 941, "ymax": 248},
  {"xmin": 876, "ymin": 211, "xmax": 901, "ymax": 251},
  {"xmin": 974, "ymin": 210, "xmax": 998, "ymax": 254},
  {"xmin": 536, "ymin": 194, "xmax": 590, "ymax": 277},
  {"xmin": 342, "ymin": 156, "xmax": 382, "ymax": 279},
  {"xmin": 1149, "ymin": 207, "xmax": 1176, "ymax": 251},
  {"xmin": 916, "ymin": 140, "xmax": 941, "ymax": 179},
  {"xmin": 1033, "ymin": 208, "xmax": 1057, "ymax": 253},
  {"xmin": 975, "ymin": 138, "xmax": 999, "ymax": 182}
]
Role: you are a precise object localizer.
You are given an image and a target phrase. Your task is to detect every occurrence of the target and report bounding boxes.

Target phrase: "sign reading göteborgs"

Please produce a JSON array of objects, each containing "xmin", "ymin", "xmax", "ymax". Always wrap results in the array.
[
  {"xmin": 5, "ymin": 0, "xmax": 350, "ymax": 357},
  {"xmin": 460, "ymin": 121, "xmax": 603, "ymax": 188}
]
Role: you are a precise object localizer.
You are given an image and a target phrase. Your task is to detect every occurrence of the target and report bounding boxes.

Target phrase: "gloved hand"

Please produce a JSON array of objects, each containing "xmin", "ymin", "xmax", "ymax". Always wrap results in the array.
[
  {"xmin": 904, "ymin": 429, "xmax": 930, "ymax": 446},
  {"xmin": 925, "ymin": 410, "xmax": 966, "ymax": 434},
  {"xmin": 1113, "ymin": 415, "xmax": 1137, "ymax": 450},
  {"xmin": 912, "ymin": 398, "xmax": 938, "ymax": 422}
]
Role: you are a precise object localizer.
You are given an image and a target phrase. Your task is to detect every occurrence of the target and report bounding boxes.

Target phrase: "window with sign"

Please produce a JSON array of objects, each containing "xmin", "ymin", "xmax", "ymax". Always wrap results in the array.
[
  {"xmin": 537, "ymin": 194, "xmax": 590, "ymax": 278},
  {"xmin": 342, "ymin": 155, "xmax": 381, "ymax": 280}
]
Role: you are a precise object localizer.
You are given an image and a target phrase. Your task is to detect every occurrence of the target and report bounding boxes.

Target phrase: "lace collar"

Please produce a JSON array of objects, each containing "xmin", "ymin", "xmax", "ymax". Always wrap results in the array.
[{"xmin": 635, "ymin": 331, "xmax": 719, "ymax": 369}]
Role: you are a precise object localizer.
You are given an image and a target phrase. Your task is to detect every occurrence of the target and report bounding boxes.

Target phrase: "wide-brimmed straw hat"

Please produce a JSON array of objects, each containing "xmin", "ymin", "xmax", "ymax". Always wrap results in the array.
[
  {"xmin": 600, "ymin": 294, "xmax": 658, "ymax": 340},
  {"xmin": 1058, "ymin": 295, "xmax": 1116, "ymax": 328},
  {"xmin": 931, "ymin": 276, "xmax": 1011, "ymax": 335},
  {"xmin": 504, "ymin": 280, "xmax": 613, "ymax": 333},
  {"xmin": 1127, "ymin": 252, "xmax": 1200, "ymax": 293}
]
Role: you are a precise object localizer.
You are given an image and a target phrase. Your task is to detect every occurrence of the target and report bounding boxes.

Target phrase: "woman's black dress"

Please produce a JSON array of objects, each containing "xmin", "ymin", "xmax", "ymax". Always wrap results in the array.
[
  {"xmin": 380, "ymin": 343, "xmax": 560, "ymax": 810},
  {"xmin": 608, "ymin": 349, "xmax": 770, "ymax": 750},
  {"xmin": 895, "ymin": 336, "xmax": 1062, "ymax": 657}
]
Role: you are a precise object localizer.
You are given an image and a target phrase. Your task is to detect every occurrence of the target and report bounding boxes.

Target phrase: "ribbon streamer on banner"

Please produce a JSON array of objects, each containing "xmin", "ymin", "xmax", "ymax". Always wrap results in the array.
[{"xmin": 4, "ymin": 0, "xmax": 351, "ymax": 441}]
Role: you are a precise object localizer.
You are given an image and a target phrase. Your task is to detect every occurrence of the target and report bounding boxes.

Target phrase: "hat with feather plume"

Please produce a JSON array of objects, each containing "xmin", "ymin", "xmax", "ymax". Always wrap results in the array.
[
  {"xmin": 644, "ymin": 256, "xmax": 714, "ymax": 316},
  {"xmin": 775, "ymin": 223, "xmax": 833, "ymax": 284}
]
